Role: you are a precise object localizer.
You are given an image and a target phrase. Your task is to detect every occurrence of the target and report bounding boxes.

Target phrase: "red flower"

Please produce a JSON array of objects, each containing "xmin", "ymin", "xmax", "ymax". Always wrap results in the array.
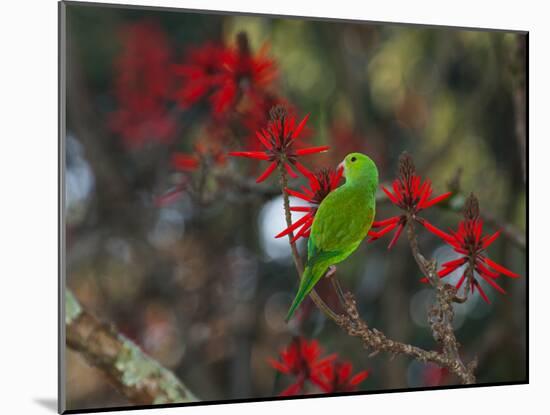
[
  {"xmin": 173, "ymin": 43, "xmax": 226, "ymax": 109},
  {"xmin": 229, "ymin": 105, "xmax": 329, "ymax": 183},
  {"xmin": 319, "ymin": 360, "xmax": 369, "ymax": 393},
  {"xmin": 423, "ymin": 194, "xmax": 520, "ymax": 303},
  {"xmin": 108, "ymin": 21, "xmax": 176, "ymax": 148},
  {"xmin": 109, "ymin": 108, "xmax": 177, "ymax": 149},
  {"xmin": 212, "ymin": 32, "xmax": 277, "ymax": 115},
  {"xmin": 171, "ymin": 153, "xmax": 200, "ymax": 172},
  {"xmin": 154, "ymin": 153, "xmax": 198, "ymax": 207},
  {"xmin": 368, "ymin": 153, "xmax": 451, "ymax": 249},
  {"xmin": 238, "ymin": 95, "xmax": 295, "ymax": 152},
  {"xmin": 155, "ymin": 144, "xmax": 227, "ymax": 207},
  {"xmin": 268, "ymin": 337, "xmax": 336, "ymax": 396},
  {"xmin": 171, "ymin": 143, "xmax": 227, "ymax": 173},
  {"xmin": 422, "ymin": 364, "xmax": 449, "ymax": 387},
  {"xmin": 276, "ymin": 166, "xmax": 343, "ymax": 243}
]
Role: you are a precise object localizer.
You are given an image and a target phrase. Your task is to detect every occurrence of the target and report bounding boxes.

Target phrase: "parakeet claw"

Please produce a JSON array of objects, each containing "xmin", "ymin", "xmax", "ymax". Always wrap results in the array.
[{"xmin": 325, "ymin": 265, "xmax": 337, "ymax": 279}]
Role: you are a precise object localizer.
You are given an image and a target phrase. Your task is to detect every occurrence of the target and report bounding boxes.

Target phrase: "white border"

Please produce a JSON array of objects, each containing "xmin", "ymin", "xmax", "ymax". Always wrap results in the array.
[{"xmin": 2, "ymin": 1, "xmax": 543, "ymax": 414}]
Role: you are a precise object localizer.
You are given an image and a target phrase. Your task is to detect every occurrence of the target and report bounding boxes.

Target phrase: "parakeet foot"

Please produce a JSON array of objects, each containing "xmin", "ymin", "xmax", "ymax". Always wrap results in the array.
[{"xmin": 324, "ymin": 265, "xmax": 337, "ymax": 279}]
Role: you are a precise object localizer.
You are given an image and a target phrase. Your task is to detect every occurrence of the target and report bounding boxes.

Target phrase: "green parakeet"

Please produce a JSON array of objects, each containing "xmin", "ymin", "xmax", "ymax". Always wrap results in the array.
[{"xmin": 286, "ymin": 152, "xmax": 379, "ymax": 321}]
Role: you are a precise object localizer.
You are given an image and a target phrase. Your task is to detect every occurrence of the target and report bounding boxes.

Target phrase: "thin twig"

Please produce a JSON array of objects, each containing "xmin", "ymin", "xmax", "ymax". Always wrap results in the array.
[
  {"xmin": 480, "ymin": 209, "xmax": 526, "ymax": 250},
  {"xmin": 512, "ymin": 36, "xmax": 527, "ymax": 183},
  {"xmin": 215, "ymin": 169, "xmax": 280, "ymax": 200},
  {"xmin": 327, "ymin": 266, "xmax": 349, "ymax": 309},
  {"xmin": 454, "ymin": 259, "xmax": 475, "ymax": 304}
]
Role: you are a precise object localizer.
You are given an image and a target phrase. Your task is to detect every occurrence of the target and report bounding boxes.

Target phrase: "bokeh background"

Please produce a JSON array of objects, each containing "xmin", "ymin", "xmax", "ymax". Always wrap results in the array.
[{"xmin": 64, "ymin": 3, "xmax": 527, "ymax": 410}]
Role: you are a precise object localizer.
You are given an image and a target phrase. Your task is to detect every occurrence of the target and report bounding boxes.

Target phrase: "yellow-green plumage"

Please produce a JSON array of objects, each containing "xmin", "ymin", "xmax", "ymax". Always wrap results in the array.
[{"xmin": 286, "ymin": 153, "xmax": 379, "ymax": 321}]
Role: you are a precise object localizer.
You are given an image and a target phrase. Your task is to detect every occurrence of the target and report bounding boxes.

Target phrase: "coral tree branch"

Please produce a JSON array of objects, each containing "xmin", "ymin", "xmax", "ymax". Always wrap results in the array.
[
  {"xmin": 335, "ymin": 292, "xmax": 475, "ymax": 384},
  {"xmin": 405, "ymin": 219, "xmax": 476, "ymax": 383},
  {"xmin": 65, "ymin": 290, "xmax": 198, "ymax": 405},
  {"xmin": 334, "ymin": 214, "xmax": 476, "ymax": 385}
]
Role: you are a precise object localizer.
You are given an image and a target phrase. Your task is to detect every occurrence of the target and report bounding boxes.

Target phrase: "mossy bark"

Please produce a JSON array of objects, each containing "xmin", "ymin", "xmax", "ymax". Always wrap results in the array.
[{"xmin": 65, "ymin": 290, "xmax": 198, "ymax": 405}]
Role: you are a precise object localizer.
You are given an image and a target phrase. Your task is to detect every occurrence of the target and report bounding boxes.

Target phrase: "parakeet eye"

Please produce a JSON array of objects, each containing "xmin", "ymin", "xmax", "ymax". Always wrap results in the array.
[{"xmin": 351, "ymin": 157, "xmax": 357, "ymax": 162}]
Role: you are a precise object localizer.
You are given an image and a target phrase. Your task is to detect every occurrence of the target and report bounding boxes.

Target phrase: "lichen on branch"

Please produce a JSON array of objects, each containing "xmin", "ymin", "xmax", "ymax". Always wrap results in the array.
[{"xmin": 65, "ymin": 290, "xmax": 198, "ymax": 405}]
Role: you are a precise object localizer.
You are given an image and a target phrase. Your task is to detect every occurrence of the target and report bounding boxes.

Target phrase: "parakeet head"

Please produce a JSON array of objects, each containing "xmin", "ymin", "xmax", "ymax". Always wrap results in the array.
[{"xmin": 339, "ymin": 152, "xmax": 379, "ymax": 186}]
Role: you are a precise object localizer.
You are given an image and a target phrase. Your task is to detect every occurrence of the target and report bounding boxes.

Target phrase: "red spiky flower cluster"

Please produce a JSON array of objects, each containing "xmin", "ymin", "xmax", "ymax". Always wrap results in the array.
[
  {"xmin": 239, "ymin": 95, "xmax": 297, "ymax": 152},
  {"xmin": 213, "ymin": 32, "xmax": 277, "ymax": 114},
  {"xmin": 229, "ymin": 105, "xmax": 329, "ymax": 183},
  {"xmin": 268, "ymin": 337, "xmax": 336, "ymax": 396},
  {"xmin": 172, "ymin": 42, "xmax": 226, "ymax": 109},
  {"xmin": 275, "ymin": 167, "xmax": 344, "ymax": 243},
  {"xmin": 268, "ymin": 337, "xmax": 368, "ymax": 396},
  {"xmin": 369, "ymin": 153, "xmax": 452, "ymax": 249},
  {"xmin": 423, "ymin": 194, "xmax": 521, "ymax": 303},
  {"xmin": 174, "ymin": 32, "xmax": 277, "ymax": 116},
  {"xmin": 319, "ymin": 360, "xmax": 369, "ymax": 393}
]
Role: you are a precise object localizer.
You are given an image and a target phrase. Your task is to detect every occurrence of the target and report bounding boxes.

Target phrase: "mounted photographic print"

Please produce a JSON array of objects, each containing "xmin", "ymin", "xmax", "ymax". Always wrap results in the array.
[{"xmin": 59, "ymin": 1, "xmax": 528, "ymax": 413}]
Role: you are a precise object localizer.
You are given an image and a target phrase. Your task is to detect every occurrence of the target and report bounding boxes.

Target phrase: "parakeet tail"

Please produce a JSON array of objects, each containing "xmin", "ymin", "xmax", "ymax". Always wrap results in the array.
[{"xmin": 285, "ymin": 262, "xmax": 328, "ymax": 322}]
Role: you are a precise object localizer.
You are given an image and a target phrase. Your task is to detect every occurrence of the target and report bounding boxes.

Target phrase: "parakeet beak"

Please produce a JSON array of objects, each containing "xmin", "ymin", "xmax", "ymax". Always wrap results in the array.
[{"xmin": 338, "ymin": 160, "xmax": 346, "ymax": 177}]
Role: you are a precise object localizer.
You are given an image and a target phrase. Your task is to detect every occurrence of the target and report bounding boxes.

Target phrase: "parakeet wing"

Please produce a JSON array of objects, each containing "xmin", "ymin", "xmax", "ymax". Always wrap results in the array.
[{"xmin": 309, "ymin": 185, "xmax": 375, "ymax": 254}]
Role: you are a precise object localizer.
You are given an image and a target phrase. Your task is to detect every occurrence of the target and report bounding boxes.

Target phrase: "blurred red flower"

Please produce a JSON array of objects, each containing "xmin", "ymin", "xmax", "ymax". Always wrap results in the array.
[
  {"xmin": 171, "ymin": 142, "xmax": 227, "ymax": 173},
  {"xmin": 319, "ymin": 360, "xmax": 369, "ymax": 393},
  {"xmin": 174, "ymin": 32, "xmax": 277, "ymax": 118},
  {"xmin": 109, "ymin": 21, "xmax": 176, "ymax": 148},
  {"xmin": 268, "ymin": 337, "xmax": 336, "ymax": 396},
  {"xmin": 171, "ymin": 153, "xmax": 200, "ymax": 172},
  {"xmin": 212, "ymin": 32, "xmax": 277, "ymax": 115},
  {"xmin": 422, "ymin": 194, "xmax": 520, "ymax": 303},
  {"xmin": 173, "ymin": 43, "xmax": 226, "ymax": 109},
  {"xmin": 229, "ymin": 105, "xmax": 329, "ymax": 183},
  {"xmin": 421, "ymin": 364, "xmax": 449, "ymax": 387},
  {"xmin": 276, "ymin": 166, "xmax": 343, "ymax": 243},
  {"xmin": 328, "ymin": 122, "xmax": 367, "ymax": 162},
  {"xmin": 155, "ymin": 143, "xmax": 227, "ymax": 207},
  {"xmin": 368, "ymin": 153, "xmax": 451, "ymax": 249}
]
